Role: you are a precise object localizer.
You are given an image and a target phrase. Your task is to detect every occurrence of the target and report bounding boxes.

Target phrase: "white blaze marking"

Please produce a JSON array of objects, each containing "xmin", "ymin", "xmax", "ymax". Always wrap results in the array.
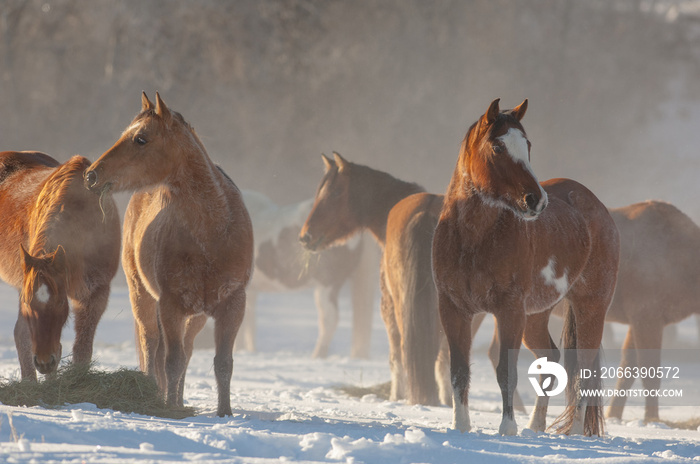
[
  {"xmin": 498, "ymin": 128, "xmax": 530, "ymax": 165},
  {"xmin": 497, "ymin": 128, "xmax": 548, "ymax": 213},
  {"xmin": 35, "ymin": 284, "xmax": 50, "ymax": 303},
  {"xmin": 541, "ymin": 258, "xmax": 568, "ymax": 299}
]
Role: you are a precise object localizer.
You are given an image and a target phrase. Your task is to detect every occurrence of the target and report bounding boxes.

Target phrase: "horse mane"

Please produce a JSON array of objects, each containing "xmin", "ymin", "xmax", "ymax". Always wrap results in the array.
[{"xmin": 28, "ymin": 155, "xmax": 91, "ymax": 295}]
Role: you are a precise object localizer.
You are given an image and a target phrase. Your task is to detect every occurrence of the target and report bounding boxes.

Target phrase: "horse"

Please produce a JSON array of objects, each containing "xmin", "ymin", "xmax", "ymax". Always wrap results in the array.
[
  {"xmin": 604, "ymin": 200, "xmax": 700, "ymax": 421},
  {"xmin": 0, "ymin": 151, "xmax": 120, "ymax": 379},
  {"xmin": 84, "ymin": 92, "xmax": 253, "ymax": 417},
  {"xmin": 474, "ymin": 200, "xmax": 700, "ymax": 423},
  {"xmin": 240, "ymin": 190, "xmax": 378, "ymax": 358},
  {"xmin": 299, "ymin": 152, "xmax": 451, "ymax": 406},
  {"xmin": 432, "ymin": 99, "xmax": 620, "ymax": 436}
]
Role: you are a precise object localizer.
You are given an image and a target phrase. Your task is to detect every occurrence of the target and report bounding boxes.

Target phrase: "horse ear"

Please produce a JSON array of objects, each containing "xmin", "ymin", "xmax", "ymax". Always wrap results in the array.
[
  {"xmin": 321, "ymin": 153, "xmax": 334, "ymax": 173},
  {"xmin": 485, "ymin": 98, "xmax": 501, "ymax": 125},
  {"xmin": 141, "ymin": 91, "xmax": 154, "ymax": 111},
  {"xmin": 50, "ymin": 246, "xmax": 66, "ymax": 273},
  {"xmin": 155, "ymin": 92, "xmax": 173, "ymax": 124},
  {"xmin": 512, "ymin": 99, "xmax": 528, "ymax": 121},
  {"xmin": 19, "ymin": 244, "xmax": 34, "ymax": 271},
  {"xmin": 333, "ymin": 151, "xmax": 349, "ymax": 173}
]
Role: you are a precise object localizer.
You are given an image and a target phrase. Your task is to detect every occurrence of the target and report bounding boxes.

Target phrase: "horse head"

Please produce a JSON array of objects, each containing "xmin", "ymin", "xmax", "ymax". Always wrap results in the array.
[
  {"xmin": 84, "ymin": 92, "xmax": 186, "ymax": 193},
  {"xmin": 19, "ymin": 245, "xmax": 69, "ymax": 375},
  {"xmin": 460, "ymin": 98, "xmax": 547, "ymax": 220},
  {"xmin": 299, "ymin": 152, "xmax": 358, "ymax": 251}
]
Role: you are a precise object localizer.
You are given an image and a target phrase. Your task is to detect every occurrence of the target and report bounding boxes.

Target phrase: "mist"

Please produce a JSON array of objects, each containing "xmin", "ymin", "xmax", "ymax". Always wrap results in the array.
[{"xmin": 2, "ymin": 0, "xmax": 700, "ymax": 220}]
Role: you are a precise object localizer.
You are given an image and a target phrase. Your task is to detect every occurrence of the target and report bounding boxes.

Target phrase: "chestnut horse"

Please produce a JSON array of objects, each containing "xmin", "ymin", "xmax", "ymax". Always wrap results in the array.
[
  {"xmin": 84, "ymin": 93, "xmax": 253, "ymax": 417},
  {"xmin": 432, "ymin": 99, "xmax": 619, "ymax": 436},
  {"xmin": 300, "ymin": 153, "xmax": 451, "ymax": 406},
  {"xmin": 475, "ymin": 200, "xmax": 700, "ymax": 423},
  {"xmin": 605, "ymin": 200, "xmax": 700, "ymax": 421},
  {"xmin": 241, "ymin": 190, "xmax": 378, "ymax": 358},
  {"xmin": 0, "ymin": 152, "xmax": 120, "ymax": 379}
]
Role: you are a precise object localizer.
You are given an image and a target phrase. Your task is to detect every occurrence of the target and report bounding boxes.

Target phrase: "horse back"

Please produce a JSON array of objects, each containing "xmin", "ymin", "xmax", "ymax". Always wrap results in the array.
[
  {"xmin": 607, "ymin": 201, "xmax": 700, "ymax": 324},
  {"xmin": 0, "ymin": 151, "xmax": 58, "ymax": 184}
]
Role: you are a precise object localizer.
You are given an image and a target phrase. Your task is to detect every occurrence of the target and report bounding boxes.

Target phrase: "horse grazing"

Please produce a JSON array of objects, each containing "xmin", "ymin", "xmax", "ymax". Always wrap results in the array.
[
  {"xmin": 240, "ymin": 190, "xmax": 378, "ymax": 358},
  {"xmin": 432, "ymin": 99, "xmax": 619, "ymax": 436},
  {"xmin": 300, "ymin": 153, "xmax": 450, "ymax": 406},
  {"xmin": 604, "ymin": 200, "xmax": 700, "ymax": 422},
  {"xmin": 0, "ymin": 151, "xmax": 120, "ymax": 379},
  {"xmin": 84, "ymin": 92, "xmax": 253, "ymax": 417}
]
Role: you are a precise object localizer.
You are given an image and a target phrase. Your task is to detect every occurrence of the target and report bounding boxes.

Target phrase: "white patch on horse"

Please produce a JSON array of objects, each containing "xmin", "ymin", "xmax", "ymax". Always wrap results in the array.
[
  {"xmin": 498, "ymin": 128, "xmax": 548, "ymax": 213},
  {"xmin": 35, "ymin": 284, "xmax": 50, "ymax": 304},
  {"xmin": 541, "ymin": 257, "xmax": 568, "ymax": 300}
]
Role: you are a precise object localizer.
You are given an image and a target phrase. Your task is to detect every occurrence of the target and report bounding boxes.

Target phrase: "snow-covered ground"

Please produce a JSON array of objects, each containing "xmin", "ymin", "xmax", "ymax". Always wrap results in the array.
[{"xmin": 0, "ymin": 282, "xmax": 698, "ymax": 463}]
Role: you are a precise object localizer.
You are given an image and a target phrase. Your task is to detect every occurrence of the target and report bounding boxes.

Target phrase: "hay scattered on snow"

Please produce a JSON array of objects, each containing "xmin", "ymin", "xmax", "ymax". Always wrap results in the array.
[
  {"xmin": 0, "ymin": 363, "xmax": 195, "ymax": 419},
  {"xmin": 659, "ymin": 417, "xmax": 700, "ymax": 430},
  {"xmin": 335, "ymin": 381, "xmax": 391, "ymax": 400}
]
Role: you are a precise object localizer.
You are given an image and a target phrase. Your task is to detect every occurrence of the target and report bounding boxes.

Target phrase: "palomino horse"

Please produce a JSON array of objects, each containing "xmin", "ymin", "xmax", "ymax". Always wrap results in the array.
[
  {"xmin": 432, "ymin": 99, "xmax": 619, "ymax": 436},
  {"xmin": 240, "ymin": 190, "xmax": 378, "ymax": 358},
  {"xmin": 84, "ymin": 93, "xmax": 253, "ymax": 417},
  {"xmin": 0, "ymin": 152, "xmax": 120, "ymax": 379},
  {"xmin": 300, "ymin": 153, "xmax": 451, "ymax": 406}
]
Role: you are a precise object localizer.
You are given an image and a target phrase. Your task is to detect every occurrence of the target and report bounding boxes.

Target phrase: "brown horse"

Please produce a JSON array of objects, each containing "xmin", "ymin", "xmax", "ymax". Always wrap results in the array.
[
  {"xmin": 0, "ymin": 151, "xmax": 120, "ymax": 379},
  {"xmin": 300, "ymin": 153, "xmax": 451, "ymax": 406},
  {"xmin": 432, "ymin": 99, "xmax": 619, "ymax": 436},
  {"xmin": 605, "ymin": 200, "xmax": 700, "ymax": 421},
  {"xmin": 241, "ymin": 190, "xmax": 378, "ymax": 358},
  {"xmin": 84, "ymin": 93, "xmax": 253, "ymax": 417}
]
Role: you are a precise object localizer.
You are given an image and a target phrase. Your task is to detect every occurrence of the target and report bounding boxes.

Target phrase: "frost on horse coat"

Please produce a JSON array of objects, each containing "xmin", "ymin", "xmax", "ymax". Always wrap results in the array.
[
  {"xmin": 84, "ymin": 92, "xmax": 253, "ymax": 417},
  {"xmin": 240, "ymin": 190, "xmax": 377, "ymax": 359},
  {"xmin": 0, "ymin": 151, "xmax": 120, "ymax": 379},
  {"xmin": 432, "ymin": 99, "xmax": 619, "ymax": 436},
  {"xmin": 300, "ymin": 153, "xmax": 450, "ymax": 406}
]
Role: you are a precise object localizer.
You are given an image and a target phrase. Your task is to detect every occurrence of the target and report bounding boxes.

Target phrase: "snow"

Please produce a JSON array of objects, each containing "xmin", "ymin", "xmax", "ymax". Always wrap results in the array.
[{"xmin": 0, "ymin": 283, "xmax": 698, "ymax": 463}]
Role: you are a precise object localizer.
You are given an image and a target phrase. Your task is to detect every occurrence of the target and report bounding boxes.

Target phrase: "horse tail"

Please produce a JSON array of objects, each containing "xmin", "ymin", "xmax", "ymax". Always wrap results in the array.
[
  {"xmin": 550, "ymin": 301, "xmax": 605, "ymax": 436},
  {"xmin": 400, "ymin": 211, "xmax": 441, "ymax": 406}
]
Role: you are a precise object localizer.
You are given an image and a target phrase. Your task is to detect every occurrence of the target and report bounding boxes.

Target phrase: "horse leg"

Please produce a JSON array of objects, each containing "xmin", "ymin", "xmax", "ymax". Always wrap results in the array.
[
  {"xmin": 522, "ymin": 310, "xmax": 560, "ymax": 432},
  {"xmin": 213, "ymin": 288, "xmax": 246, "ymax": 417},
  {"xmin": 130, "ymin": 279, "xmax": 161, "ymax": 383},
  {"xmin": 380, "ymin": 268, "xmax": 404, "ymax": 401},
  {"xmin": 70, "ymin": 284, "xmax": 110, "ymax": 365},
  {"xmin": 481, "ymin": 316, "xmax": 527, "ymax": 414},
  {"xmin": 235, "ymin": 289, "xmax": 257, "ymax": 352},
  {"xmin": 438, "ymin": 291, "xmax": 473, "ymax": 432},
  {"xmin": 494, "ymin": 310, "xmax": 526, "ymax": 436},
  {"xmin": 14, "ymin": 309, "xmax": 37, "ymax": 380},
  {"xmin": 560, "ymin": 298, "xmax": 606, "ymax": 436},
  {"xmin": 435, "ymin": 335, "xmax": 452, "ymax": 406},
  {"xmin": 631, "ymin": 319, "xmax": 663, "ymax": 422},
  {"xmin": 312, "ymin": 285, "xmax": 339, "ymax": 358},
  {"xmin": 180, "ymin": 313, "xmax": 208, "ymax": 405},
  {"xmin": 606, "ymin": 327, "xmax": 637, "ymax": 420},
  {"xmin": 350, "ymin": 235, "xmax": 378, "ymax": 359},
  {"xmin": 158, "ymin": 299, "xmax": 187, "ymax": 408}
]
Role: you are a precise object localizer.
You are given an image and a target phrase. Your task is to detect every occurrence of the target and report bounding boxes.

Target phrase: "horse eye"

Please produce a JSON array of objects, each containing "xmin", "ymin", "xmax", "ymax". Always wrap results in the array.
[
  {"xmin": 492, "ymin": 144, "xmax": 503, "ymax": 154},
  {"xmin": 135, "ymin": 136, "xmax": 147, "ymax": 146}
]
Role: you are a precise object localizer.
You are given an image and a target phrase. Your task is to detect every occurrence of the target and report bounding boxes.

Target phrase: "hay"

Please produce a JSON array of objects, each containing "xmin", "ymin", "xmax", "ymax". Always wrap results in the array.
[
  {"xmin": 336, "ymin": 381, "xmax": 391, "ymax": 400},
  {"xmin": 659, "ymin": 417, "xmax": 700, "ymax": 430},
  {"xmin": 0, "ymin": 363, "xmax": 195, "ymax": 419}
]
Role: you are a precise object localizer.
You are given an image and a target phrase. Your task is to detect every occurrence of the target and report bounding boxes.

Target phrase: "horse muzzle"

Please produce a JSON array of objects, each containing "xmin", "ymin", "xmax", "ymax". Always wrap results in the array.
[
  {"xmin": 33, "ymin": 352, "xmax": 60, "ymax": 375},
  {"xmin": 299, "ymin": 231, "xmax": 323, "ymax": 252}
]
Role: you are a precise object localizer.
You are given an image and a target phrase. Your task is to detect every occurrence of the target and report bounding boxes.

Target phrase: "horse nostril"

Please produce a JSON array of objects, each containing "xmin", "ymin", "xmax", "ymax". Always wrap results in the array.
[
  {"xmin": 299, "ymin": 233, "xmax": 311, "ymax": 245},
  {"xmin": 524, "ymin": 193, "xmax": 538, "ymax": 211},
  {"xmin": 85, "ymin": 170, "xmax": 97, "ymax": 188}
]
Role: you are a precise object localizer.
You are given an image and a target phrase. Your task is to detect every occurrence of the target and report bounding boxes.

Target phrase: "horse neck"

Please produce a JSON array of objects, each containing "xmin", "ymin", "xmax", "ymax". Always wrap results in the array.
[
  {"xmin": 164, "ymin": 142, "xmax": 232, "ymax": 229},
  {"xmin": 442, "ymin": 164, "xmax": 503, "ymax": 245},
  {"xmin": 349, "ymin": 165, "xmax": 424, "ymax": 245}
]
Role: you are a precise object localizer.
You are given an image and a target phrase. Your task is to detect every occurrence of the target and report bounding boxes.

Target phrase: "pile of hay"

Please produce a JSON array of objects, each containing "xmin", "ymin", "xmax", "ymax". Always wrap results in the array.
[
  {"xmin": 0, "ymin": 363, "xmax": 195, "ymax": 419},
  {"xmin": 336, "ymin": 381, "xmax": 391, "ymax": 400}
]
